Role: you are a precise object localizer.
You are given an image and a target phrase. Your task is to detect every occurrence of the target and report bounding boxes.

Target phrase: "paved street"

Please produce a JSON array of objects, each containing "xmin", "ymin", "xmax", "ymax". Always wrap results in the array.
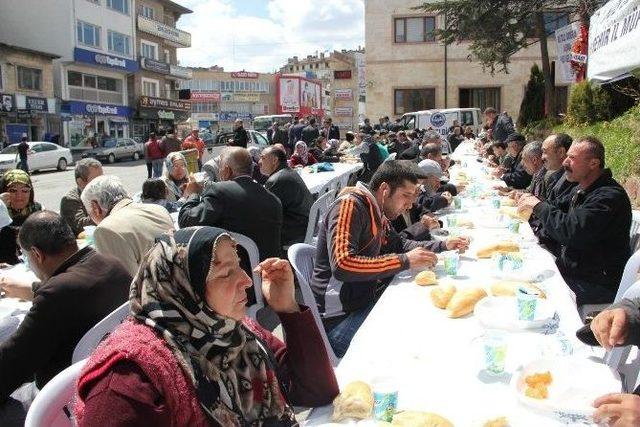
[{"xmin": 30, "ymin": 148, "xmax": 223, "ymax": 210}]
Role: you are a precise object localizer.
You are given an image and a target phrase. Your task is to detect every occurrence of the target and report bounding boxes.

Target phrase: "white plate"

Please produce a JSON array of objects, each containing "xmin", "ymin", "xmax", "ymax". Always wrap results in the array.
[
  {"xmin": 474, "ymin": 297, "xmax": 556, "ymax": 331},
  {"xmin": 511, "ymin": 357, "xmax": 621, "ymax": 424}
]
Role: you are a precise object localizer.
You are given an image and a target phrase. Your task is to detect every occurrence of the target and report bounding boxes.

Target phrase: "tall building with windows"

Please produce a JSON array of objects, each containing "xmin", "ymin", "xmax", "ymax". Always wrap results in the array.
[
  {"xmin": 0, "ymin": 0, "xmax": 139, "ymax": 146},
  {"xmin": 365, "ymin": 0, "xmax": 570, "ymax": 123},
  {"xmin": 180, "ymin": 67, "xmax": 276, "ymax": 132},
  {"xmin": 129, "ymin": 0, "xmax": 192, "ymax": 141}
]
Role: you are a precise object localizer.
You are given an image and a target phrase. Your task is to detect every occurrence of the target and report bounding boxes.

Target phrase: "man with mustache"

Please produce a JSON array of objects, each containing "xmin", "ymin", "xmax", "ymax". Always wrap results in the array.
[{"xmin": 518, "ymin": 136, "xmax": 632, "ymax": 306}]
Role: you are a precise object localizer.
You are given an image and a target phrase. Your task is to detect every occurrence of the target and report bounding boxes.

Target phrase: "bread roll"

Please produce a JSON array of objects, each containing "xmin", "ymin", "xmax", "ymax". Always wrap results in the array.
[
  {"xmin": 490, "ymin": 281, "xmax": 546, "ymax": 299},
  {"xmin": 430, "ymin": 285, "xmax": 456, "ymax": 309},
  {"xmin": 77, "ymin": 231, "xmax": 87, "ymax": 239},
  {"xmin": 500, "ymin": 197, "xmax": 516, "ymax": 207},
  {"xmin": 483, "ymin": 417, "xmax": 509, "ymax": 427},
  {"xmin": 391, "ymin": 411, "xmax": 454, "ymax": 427},
  {"xmin": 416, "ymin": 270, "xmax": 438, "ymax": 286},
  {"xmin": 499, "ymin": 206, "xmax": 531, "ymax": 222},
  {"xmin": 332, "ymin": 381, "xmax": 374, "ymax": 421},
  {"xmin": 476, "ymin": 241, "xmax": 519, "ymax": 259},
  {"xmin": 457, "ymin": 218, "xmax": 474, "ymax": 228},
  {"xmin": 446, "ymin": 287, "xmax": 487, "ymax": 318}
]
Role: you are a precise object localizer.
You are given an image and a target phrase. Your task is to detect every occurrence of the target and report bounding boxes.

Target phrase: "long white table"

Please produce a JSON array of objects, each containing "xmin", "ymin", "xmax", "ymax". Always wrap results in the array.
[
  {"xmin": 306, "ymin": 151, "xmax": 614, "ymax": 426},
  {"xmin": 300, "ymin": 162, "xmax": 363, "ymax": 194}
]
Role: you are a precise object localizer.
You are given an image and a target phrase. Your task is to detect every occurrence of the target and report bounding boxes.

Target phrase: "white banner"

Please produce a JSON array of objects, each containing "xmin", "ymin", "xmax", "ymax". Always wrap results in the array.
[
  {"xmin": 354, "ymin": 52, "xmax": 366, "ymax": 98},
  {"xmin": 334, "ymin": 88, "xmax": 353, "ymax": 100},
  {"xmin": 555, "ymin": 22, "xmax": 581, "ymax": 84},
  {"xmin": 335, "ymin": 107, "xmax": 353, "ymax": 117},
  {"xmin": 588, "ymin": 0, "xmax": 640, "ymax": 82}
]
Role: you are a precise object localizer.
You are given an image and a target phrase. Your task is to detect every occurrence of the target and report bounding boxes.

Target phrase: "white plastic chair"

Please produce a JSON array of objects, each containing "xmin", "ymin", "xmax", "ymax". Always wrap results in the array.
[
  {"xmin": 287, "ymin": 243, "xmax": 340, "ymax": 367},
  {"xmin": 304, "ymin": 190, "xmax": 336, "ymax": 244},
  {"xmin": 630, "ymin": 210, "xmax": 640, "ymax": 253},
  {"xmin": 579, "ymin": 250, "xmax": 640, "ymax": 320},
  {"xmin": 384, "ymin": 152, "xmax": 397, "ymax": 162},
  {"xmin": 25, "ymin": 359, "xmax": 87, "ymax": 427},
  {"xmin": 72, "ymin": 301, "xmax": 130, "ymax": 363},
  {"xmin": 229, "ymin": 231, "xmax": 264, "ymax": 320},
  {"xmin": 604, "ymin": 280, "xmax": 640, "ymax": 392}
]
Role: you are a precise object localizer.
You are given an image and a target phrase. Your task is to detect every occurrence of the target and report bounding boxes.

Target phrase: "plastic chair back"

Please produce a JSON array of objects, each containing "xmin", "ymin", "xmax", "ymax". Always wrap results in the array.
[
  {"xmin": 25, "ymin": 359, "xmax": 87, "ymax": 427},
  {"xmin": 229, "ymin": 231, "xmax": 264, "ymax": 320},
  {"xmin": 72, "ymin": 302, "xmax": 130, "ymax": 363},
  {"xmin": 304, "ymin": 190, "xmax": 336, "ymax": 244},
  {"xmin": 287, "ymin": 243, "xmax": 340, "ymax": 366}
]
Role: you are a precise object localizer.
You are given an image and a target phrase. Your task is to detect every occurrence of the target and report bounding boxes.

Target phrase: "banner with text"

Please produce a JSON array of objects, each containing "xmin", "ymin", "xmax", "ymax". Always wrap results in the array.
[
  {"xmin": 555, "ymin": 22, "xmax": 581, "ymax": 84},
  {"xmin": 588, "ymin": 0, "xmax": 640, "ymax": 82}
]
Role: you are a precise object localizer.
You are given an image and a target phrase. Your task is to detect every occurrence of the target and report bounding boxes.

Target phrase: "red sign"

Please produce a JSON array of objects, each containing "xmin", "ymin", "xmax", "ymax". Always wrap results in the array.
[
  {"xmin": 334, "ymin": 70, "xmax": 352, "ymax": 79},
  {"xmin": 190, "ymin": 91, "xmax": 221, "ymax": 101},
  {"xmin": 231, "ymin": 71, "xmax": 259, "ymax": 79}
]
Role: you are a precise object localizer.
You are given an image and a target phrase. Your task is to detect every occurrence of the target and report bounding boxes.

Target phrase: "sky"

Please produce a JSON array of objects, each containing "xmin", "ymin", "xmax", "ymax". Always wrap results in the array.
[{"xmin": 175, "ymin": 0, "xmax": 365, "ymax": 73}]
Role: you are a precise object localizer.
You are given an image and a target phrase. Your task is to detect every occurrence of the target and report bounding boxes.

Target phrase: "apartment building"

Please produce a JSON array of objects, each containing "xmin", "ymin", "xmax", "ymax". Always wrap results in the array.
[{"xmin": 365, "ymin": 0, "xmax": 570, "ymax": 122}]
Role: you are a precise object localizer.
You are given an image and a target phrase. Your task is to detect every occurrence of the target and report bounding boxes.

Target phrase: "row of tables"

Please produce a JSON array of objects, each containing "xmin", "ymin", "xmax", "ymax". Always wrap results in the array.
[{"xmin": 306, "ymin": 143, "xmax": 616, "ymax": 426}]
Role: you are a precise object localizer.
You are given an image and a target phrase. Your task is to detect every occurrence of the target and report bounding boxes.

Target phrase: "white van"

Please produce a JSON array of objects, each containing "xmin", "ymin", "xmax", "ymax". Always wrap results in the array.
[
  {"xmin": 400, "ymin": 108, "xmax": 483, "ymax": 139},
  {"xmin": 253, "ymin": 114, "xmax": 293, "ymax": 135}
]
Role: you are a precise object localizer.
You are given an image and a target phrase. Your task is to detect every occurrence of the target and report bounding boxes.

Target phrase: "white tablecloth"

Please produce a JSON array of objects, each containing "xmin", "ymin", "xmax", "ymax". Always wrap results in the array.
[
  {"xmin": 300, "ymin": 163, "xmax": 363, "ymax": 194},
  {"xmin": 306, "ymin": 158, "xmax": 614, "ymax": 426},
  {"xmin": 0, "ymin": 264, "xmax": 35, "ymax": 343}
]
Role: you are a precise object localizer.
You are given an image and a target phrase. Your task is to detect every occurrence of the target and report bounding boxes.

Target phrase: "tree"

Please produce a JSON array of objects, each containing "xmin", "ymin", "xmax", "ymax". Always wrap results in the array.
[
  {"xmin": 416, "ymin": 0, "xmax": 599, "ymax": 117},
  {"xmin": 518, "ymin": 64, "xmax": 546, "ymax": 128}
]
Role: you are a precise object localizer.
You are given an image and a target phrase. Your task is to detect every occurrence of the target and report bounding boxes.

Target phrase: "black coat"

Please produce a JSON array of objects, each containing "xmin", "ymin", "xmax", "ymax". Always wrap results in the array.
[
  {"xmin": 533, "ymin": 169, "xmax": 632, "ymax": 303},
  {"xmin": 502, "ymin": 152, "xmax": 532, "ymax": 190},
  {"xmin": 397, "ymin": 144, "xmax": 420, "ymax": 161},
  {"xmin": 288, "ymin": 123, "xmax": 305, "ymax": 146},
  {"xmin": 0, "ymin": 247, "xmax": 131, "ymax": 401},
  {"xmin": 265, "ymin": 166, "xmax": 314, "ymax": 246},
  {"xmin": 491, "ymin": 113, "xmax": 515, "ymax": 143},
  {"xmin": 320, "ymin": 125, "xmax": 340, "ymax": 141},
  {"xmin": 301, "ymin": 125, "xmax": 320, "ymax": 145},
  {"xmin": 179, "ymin": 176, "xmax": 283, "ymax": 260},
  {"xmin": 231, "ymin": 127, "xmax": 249, "ymax": 148}
]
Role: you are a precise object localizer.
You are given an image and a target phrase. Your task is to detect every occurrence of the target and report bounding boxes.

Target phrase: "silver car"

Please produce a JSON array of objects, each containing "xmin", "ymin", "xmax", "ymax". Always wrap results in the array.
[{"xmin": 82, "ymin": 138, "xmax": 144, "ymax": 164}]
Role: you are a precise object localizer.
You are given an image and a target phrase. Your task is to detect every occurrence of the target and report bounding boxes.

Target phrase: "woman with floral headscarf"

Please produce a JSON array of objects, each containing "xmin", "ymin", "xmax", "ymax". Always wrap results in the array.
[
  {"xmin": 289, "ymin": 141, "xmax": 317, "ymax": 168},
  {"xmin": 0, "ymin": 169, "xmax": 42, "ymax": 264},
  {"xmin": 162, "ymin": 152, "xmax": 189, "ymax": 202},
  {"xmin": 75, "ymin": 226, "xmax": 338, "ymax": 426}
]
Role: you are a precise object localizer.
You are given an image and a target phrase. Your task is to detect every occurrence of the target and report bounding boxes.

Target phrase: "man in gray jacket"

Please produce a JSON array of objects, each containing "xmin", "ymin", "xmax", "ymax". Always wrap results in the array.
[{"xmin": 59, "ymin": 159, "xmax": 103, "ymax": 236}]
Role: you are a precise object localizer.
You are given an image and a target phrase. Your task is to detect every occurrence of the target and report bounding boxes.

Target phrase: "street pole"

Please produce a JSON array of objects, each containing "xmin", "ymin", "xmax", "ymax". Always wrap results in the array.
[{"xmin": 444, "ymin": 2, "xmax": 449, "ymax": 108}]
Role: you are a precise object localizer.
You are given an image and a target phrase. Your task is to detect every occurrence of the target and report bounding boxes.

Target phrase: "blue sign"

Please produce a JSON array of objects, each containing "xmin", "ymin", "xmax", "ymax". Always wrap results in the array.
[
  {"xmin": 74, "ymin": 47, "xmax": 139, "ymax": 73},
  {"xmin": 6, "ymin": 124, "xmax": 29, "ymax": 144},
  {"xmin": 62, "ymin": 101, "xmax": 132, "ymax": 117},
  {"xmin": 430, "ymin": 112, "xmax": 447, "ymax": 128}
]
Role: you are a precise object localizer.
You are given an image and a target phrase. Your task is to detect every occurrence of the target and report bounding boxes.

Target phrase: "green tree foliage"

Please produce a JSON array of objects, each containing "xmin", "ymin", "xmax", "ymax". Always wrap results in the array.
[
  {"xmin": 567, "ymin": 80, "xmax": 612, "ymax": 125},
  {"xmin": 518, "ymin": 64, "xmax": 546, "ymax": 128}
]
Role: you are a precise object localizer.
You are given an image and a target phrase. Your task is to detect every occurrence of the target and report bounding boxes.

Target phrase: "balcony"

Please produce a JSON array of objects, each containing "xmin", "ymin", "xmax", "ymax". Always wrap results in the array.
[
  {"xmin": 69, "ymin": 87, "xmax": 123, "ymax": 105},
  {"xmin": 137, "ymin": 15, "xmax": 191, "ymax": 48}
]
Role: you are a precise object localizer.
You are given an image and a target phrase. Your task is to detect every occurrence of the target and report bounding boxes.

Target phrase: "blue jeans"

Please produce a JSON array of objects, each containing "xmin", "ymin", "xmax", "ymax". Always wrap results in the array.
[
  {"xmin": 151, "ymin": 159, "xmax": 164, "ymax": 178},
  {"xmin": 326, "ymin": 303, "xmax": 375, "ymax": 358}
]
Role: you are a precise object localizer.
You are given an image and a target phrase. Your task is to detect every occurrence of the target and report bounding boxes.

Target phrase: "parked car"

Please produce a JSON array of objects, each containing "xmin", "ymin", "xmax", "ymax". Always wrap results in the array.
[
  {"xmin": 82, "ymin": 138, "xmax": 144, "ymax": 163},
  {"xmin": 205, "ymin": 130, "xmax": 270, "ymax": 161},
  {"xmin": 0, "ymin": 142, "xmax": 73, "ymax": 174}
]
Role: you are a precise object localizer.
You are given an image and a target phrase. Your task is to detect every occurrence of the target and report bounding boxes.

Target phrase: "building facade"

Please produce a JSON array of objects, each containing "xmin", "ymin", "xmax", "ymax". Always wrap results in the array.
[
  {"xmin": 365, "ymin": 0, "xmax": 569, "ymax": 123},
  {"xmin": 129, "ymin": 0, "xmax": 192, "ymax": 141},
  {"xmin": 0, "ymin": 43, "xmax": 60, "ymax": 146},
  {"xmin": 280, "ymin": 48, "xmax": 365, "ymax": 131},
  {"xmin": 180, "ymin": 67, "xmax": 276, "ymax": 131}
]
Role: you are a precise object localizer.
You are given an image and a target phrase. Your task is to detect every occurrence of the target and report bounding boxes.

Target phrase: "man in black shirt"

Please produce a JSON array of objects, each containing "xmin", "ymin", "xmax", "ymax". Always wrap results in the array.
[
  {"xmin": 17, "ymin": 135, "xmax": 29, "ymax": 173},
  {"xmin": 231, "ymin": 119, "xmax": 249, "ymax": 148}
]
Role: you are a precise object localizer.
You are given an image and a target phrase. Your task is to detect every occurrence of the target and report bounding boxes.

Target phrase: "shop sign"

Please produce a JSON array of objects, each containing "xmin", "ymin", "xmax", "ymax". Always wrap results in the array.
[
  {"xmin": 139, "ymin": 96, "xmax": 190, "ymax": 111},
  {"xmin": 157, "ymin": 110, "xmax": 175, "ymax": 120},
  {"xmin": 334, "ymin": 70, "xmax": 352, "ymax": 79},
  {"xmin": 233, "ymin": 93, "xmax": 260, "ymax": 102},
  {"xmin": 140, "ymin": 57, "xmax": 170, "ymax": 74},
  {"xmin": 231, "ymin": 71, "xmax": 259, "ymax": 79},
  {"xmin": 334, "ymin": 89, "xmax": 353, "ymax": 100},
  {"xmin": 335, "ymin": 107, "xmax": 353, "ymax": 117},
  {"xmin": 64, "ymin": 101, "xmax": 133, "ymax": 117},
  {"xmin": 137, "ymin": 15, "xmax": 191, "ymax": 47},
  {"xmin": 26, "ymin": 96, "xmax": 47, "ymax": 112},
  {"xmin": 191, "ymin": 92, "xmax": 221, "ymax": 101},
  {"xmin": 74, "ymin": 48, "xmax": 139, "ymax": 73},
  {"xmin": 0, "ymin": 93, "xmax": 15, "ymax": 112},
  {"xmin": 169, "ymin": 64, "xmax": 192, "ymax": 79}
]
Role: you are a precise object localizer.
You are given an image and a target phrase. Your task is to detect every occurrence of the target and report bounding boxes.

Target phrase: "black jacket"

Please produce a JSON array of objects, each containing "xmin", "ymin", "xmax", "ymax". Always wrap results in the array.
[
  {"xmin": 546, "ymin": 169, "xmax": 577, "ymax": 201},
  {"xmin": 491, "ymin": 113, "xmax": 515, "ymax": 143},
  {"xmin": 288, "ymin": 123, "xmax": 305, "ymax": 146},
  {"xmin": 502, "ymin": 152, "xmax": 532, "ymax": 190},
  {"xmin": 265, "ymin": 166, "xmax": 314, "ymax": 246},
  {"xmin": 231, "ymin": 127, "xmax": 249, "ymax": 148},
  {"xmin": 301, "ymin": 125, "xmax": 320, "ymax": 145},
  {"xmin": 179, "ymin": 176, "xmax": 283, "ymax": 260},
  {"xmin": 397, "ymin": 143, "xmax": 420, "ymax": 161},
  {"xmin": 0, "ymin": 247, "xmax": 131, "ymax": 401},
  {"xmin": 533, "ymin": 169, "xmax": 632, "ymax": 303},
  {"xmin": 320, "ymin": 125, "xmax": 340, "ymax": 141}
]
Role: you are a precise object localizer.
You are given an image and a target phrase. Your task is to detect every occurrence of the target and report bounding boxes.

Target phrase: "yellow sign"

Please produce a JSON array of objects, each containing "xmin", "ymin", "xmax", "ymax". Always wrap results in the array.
[{"xmin": 233, "ymin": 93, "xmax": 260, "ymax": 102}]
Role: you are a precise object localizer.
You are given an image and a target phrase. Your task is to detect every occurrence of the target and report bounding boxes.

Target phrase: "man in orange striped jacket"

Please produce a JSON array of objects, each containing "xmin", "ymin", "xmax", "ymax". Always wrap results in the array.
[{"xmin": 311, "ymin": 161, "xmax": 469, "ymax": 357}]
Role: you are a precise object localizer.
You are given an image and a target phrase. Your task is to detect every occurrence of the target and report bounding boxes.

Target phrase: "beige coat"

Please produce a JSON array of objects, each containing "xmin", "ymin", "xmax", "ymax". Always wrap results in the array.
[{"xmin": 93, "ymin": 199, "xmax": 174, "ymax": 277}]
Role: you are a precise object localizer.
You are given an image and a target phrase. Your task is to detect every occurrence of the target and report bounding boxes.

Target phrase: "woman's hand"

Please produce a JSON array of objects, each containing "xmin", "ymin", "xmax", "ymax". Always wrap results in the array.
[
  {"xmin": 594, "ymin": 393, "xmax": 640, "ymax": 426},
  {"xmin": 255, "ymin": 258, "xmax": 298, "ymax": 314}
]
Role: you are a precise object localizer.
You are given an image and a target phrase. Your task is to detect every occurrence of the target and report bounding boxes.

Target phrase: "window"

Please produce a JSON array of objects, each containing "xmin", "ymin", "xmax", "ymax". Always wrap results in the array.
[
  {"xmin": 68, "ymin": 70, "xmax": 122, "ymax": 103},
  {"xmin": 459, "ymin": 87, "xmax": 501, "ymax": 112},
  {"xmin": 107, "ymin": 0, "xmax": 129, "ymax": 14},
  {"xmin": 141, "ymin": 5, "xmax": 154, "ymax": 19},
  {"xmin": 77, "ymin": 21, "xmax": 100, "ymax": 47},
  {"xmin": 83, "ymin": 74, "xmax": 97, "ymax": 88},
  {"xmin": 394, "ymin": 88, "xmax": 435, "ymax": 115},
  {"xmin": 142, "ymin": 78, "xmax": 159, "ymax": 97},
  {"xmin": 164, "ymin": 49, "xmax": 171, "ymax": 63},
  {"xmin": 395, "ymin": 16, "xmax": 436, "ymax": 43},
  {"xmin": 107, "ymin": 31, "xmax": 131, "ymax": 56},
  {"xmin": 555, "ymin": 86, "xmax": 569, "ymax": 115},
  {"xmin": 97, "ymin": 76, "xmax": 117, "ymax": 91},
  {"xmin": 17, "ymin": 66, "xmax": 42, "ymax": 91},
  {"xmin": 86, "ymin": 0, "xmax": 99, "ymax": 3},
  {"xmin": 165, "ymin": 83, "xmax": 171, "ymax": 98},
  {"xmin": 141, "ymin": 41, "xmax": 157, "ymax": 59}
]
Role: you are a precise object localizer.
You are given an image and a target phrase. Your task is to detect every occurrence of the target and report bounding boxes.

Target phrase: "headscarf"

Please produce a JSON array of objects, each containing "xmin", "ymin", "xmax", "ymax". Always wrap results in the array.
[
  {"xmin": 163, "ymin": 152, "xmax": 188, "ymax": 200},
  {"xmin": 294, "ymin": 140, "xmax": 309, "ymax": 164},
  {"xmin": 130, "ymin": 227, "xmax": 296, "ymax": 426},
  {"xmin": 327, "ymin": 139, "xmax": 340, "ymax": 151},
  {"xmin": 0, "ymin": 169, "xmax": 39, "ymax": 225}
]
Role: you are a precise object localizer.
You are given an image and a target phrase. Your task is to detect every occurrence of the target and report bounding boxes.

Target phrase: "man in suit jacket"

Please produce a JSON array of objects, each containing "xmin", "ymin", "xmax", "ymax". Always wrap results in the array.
[
  {"xmin": 259, "ymin": 146, "xmax": 313, "ymax": 246},
  {"xmin": 81, "ymin": 175, "xmax": 174, "ymax": 276},
  {"xmin": 301, "ymin": 117, "xmax": 320, "ymax": 145},
  {"xmin": 179, "ymin": 147, "xmax": 283, "ymax": 260},
  {"xmin": 0, "ymin": 211, "xmax": 131, "ymax": 408},
  {"xmin": 60, "ymin": 158, "xmax": 103, "ymax": 236},
  {"xmin": 320, "ymin": 117, "xmax": 340, "ymax": 141}
]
